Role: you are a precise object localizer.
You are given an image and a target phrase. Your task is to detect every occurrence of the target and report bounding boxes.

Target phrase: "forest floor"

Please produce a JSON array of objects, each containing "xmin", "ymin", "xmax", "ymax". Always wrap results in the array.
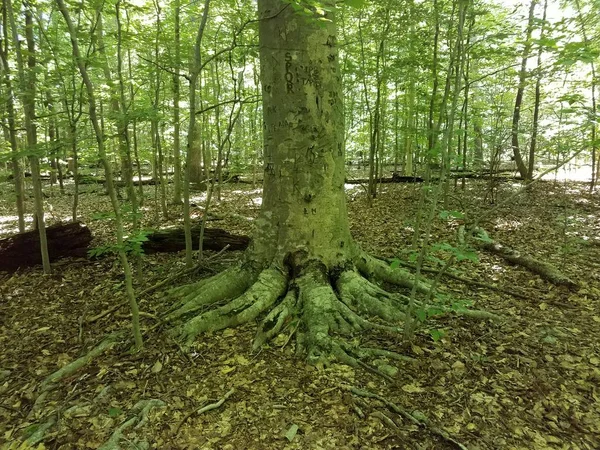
[{"xmin": 0, "ymin": 177, "xmax": 599, "ymax": 450}]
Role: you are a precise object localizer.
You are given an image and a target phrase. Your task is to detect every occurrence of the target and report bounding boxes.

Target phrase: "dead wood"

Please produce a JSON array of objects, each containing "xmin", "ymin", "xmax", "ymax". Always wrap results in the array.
[
  {"xmin": 0, "ymin": 221, "xmax": 92, "ymax": 273},
  {"xmin": 474, "ymin": 228, "xmax": 577, "ymax": 289},
  {"xmin": 143, "ymin": 226, "xmax": 250, "ymax": 254},
  {"xmin": 345, "ymin": 173, "xmax": 424, "ymax": 184}
]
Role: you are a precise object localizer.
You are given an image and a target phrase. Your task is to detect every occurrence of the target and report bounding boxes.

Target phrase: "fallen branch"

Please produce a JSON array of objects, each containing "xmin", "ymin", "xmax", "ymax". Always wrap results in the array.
[
  {"xmin": 390, "ymin": 258, "xmax": 531, "ymax": 300},
  {"xmin": 473, "ymin": 228, "xmax": 577, "ymax": 289}
]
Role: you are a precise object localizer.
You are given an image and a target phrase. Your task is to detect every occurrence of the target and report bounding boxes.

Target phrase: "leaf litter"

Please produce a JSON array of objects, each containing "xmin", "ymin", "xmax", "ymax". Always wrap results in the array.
[{"xmin": 0, "ymin": 179, "xmax": 599, "ymax": 449}]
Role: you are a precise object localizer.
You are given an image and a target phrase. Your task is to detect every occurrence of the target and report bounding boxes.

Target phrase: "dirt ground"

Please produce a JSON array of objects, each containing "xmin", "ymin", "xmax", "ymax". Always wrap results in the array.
[{"xmin": 1, "ymin": 178, "xmax": 599, "ymax": 449}]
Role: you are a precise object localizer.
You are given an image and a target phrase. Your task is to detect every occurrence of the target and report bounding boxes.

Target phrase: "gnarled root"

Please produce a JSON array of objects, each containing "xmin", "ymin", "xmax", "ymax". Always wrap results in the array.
[
  {"xmin": 355, "ymin": 252, "xmax": 431, "ymax": 294},
  {"xmin": 166, "ymin": 249, "xmax": 497, "ymax": 366},
  {"xmin": 165, "ymin": 266, "xmax": 257, "ymax": 322},
  {"xmin": 337, "ymin": 270, "xmax": 406, "ymax": 323},
  {"xmin": 176, "ymin": 267, "xmax": 288, "ymax": 346}
]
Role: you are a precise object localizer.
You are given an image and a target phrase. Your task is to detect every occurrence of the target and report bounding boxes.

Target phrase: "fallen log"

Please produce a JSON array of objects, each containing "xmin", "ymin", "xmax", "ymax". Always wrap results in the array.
[
  {"xmin": 473, "ymin": 228, "xmax": 577, "ymax": 289},
  {"xmin": 142, "ymin": 226, "xmax": 250, "ymax": 254},
  {"xmin": 345, "ymin": 173, "xmax": 425, "ymax": 184},
  {"xmin": 0, "ymin": 222, "xmax": 92, "ymax": 272}
]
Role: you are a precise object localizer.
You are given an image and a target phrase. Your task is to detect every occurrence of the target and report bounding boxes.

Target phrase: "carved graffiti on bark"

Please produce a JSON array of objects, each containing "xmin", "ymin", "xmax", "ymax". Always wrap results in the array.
[{"xmin": 285, "ymin": 52, "xmax": 293, "ymax": 93}]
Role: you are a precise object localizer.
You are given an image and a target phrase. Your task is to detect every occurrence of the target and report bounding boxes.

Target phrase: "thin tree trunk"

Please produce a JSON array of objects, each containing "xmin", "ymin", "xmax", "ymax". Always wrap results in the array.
[
  {"xmin": 0, "ymin": 4, "xmax": 25, "ymax": 232},
  {"xmin": 527, "ymin": 0, "xmax": 548, "ymax": 182},
  {"xmin": 461, "ymin": 15, "xmax": 475, "ymax": 189},
  {"xmin": 172, "ymin": 0, "xmax": 182, "ymax": 204},
  {"xmin": 442, "ymin": 0, "xmax": 468, "ymax": 207},
  {"xmin": 57, "ymin": 0, "xmax": 143, "ymax": 350},
  {"xmin": 152, "ymin": 0, "xmax": 168, "ymax": 219},
  {"xmin": 69, "ymin": 124, "xmax": 80, "ymax": 221},
  {"xmin": 404, "ymin": 0, "xmax": 416, "ymax": 176},
  {"xmin": 183, "ymin": 0, "xmax": 212, "ymax": 267},
  {"xmin": 115, "ymin": 1, "xmax": 138, "ymax": 226},
  {"xmin": 7, "ymin": 1, "xmax": 51, "ymax": 273},
  {"xmin": 574, "ymin": 0, "xmax": 598, "ymax": 191},
  {"xmin": 124, "ymin": 15, "xmax": 144, "ymax": 205},
  {"xmin": 427, "ymin": 0, "xmax": 440, "ymax": 154},
  {"xmin": 511, "ymin": 0, "xmax": 537, "ymax": 179}
]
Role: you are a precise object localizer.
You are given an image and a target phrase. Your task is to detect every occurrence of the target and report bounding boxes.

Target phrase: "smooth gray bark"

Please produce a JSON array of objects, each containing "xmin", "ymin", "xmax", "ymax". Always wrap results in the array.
[{"xmin": 253, "ymin": 0, "xmax": 351, "ymax": 267}]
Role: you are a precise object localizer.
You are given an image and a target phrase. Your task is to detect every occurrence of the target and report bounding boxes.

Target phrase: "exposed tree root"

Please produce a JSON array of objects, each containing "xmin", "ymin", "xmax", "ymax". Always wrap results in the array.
[
  {"xmin": 40, "ymin": 331, "xmax": 126, "ymax": 392},
  {"xmin": 23, "ymin": 414, "xmax": 57, "ymax": 446},
  {"xmin": 337, "ymin": 270, "xmax": 406, "ymax": 323},
  {"xmin": 253, "ymin": 289, "xmax": 298, "ymax": 350},
  {"xmin": 165, "ymin": 248, "xmax": 497, "ymax": 366},
  {"xmin": 98, "ymin": 399, "xmax": 166, "ymax": 450},
  {"xmin": 165, "ymin": 266, "xmax": 258, "ymax": 322},
  {"xmin": 175, "ymin": 267, "xmax": 288, "ymax": 346},
  {"xmin": 355, "ymin": 252, "xmax": 431, "ymax": 294},
  {"xmin": 347, "ymin": 385, "xmax": 469, "ymax": 450}
]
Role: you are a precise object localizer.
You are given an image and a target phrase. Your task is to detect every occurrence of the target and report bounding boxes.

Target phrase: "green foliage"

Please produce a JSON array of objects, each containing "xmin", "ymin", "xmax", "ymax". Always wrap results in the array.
[
  {"xmin": 88, "ymin": 230, "xmax": 150, "ymax": 259},
  {"xmin": 557, "ymin": 41, "xmax": 600, "ymax": 67},
  {"xmin": 438, "ymin": 210, "xmax": 464, "ymax": 220},
  {"xmin": 431, "ymin": 242, "xmax": 479, "ymax": 263},
  {"xmin": 92, "ymin": 203, "xmax": 142, "ymax": 225},
  {"xmin": 108, "ymin": 407, "xmax": 124, "ymax": 418},
  {"xmin": 472, "ymin": 232, "xmax": 494, "ymax": 244},
  {"xmin": 428, "ymin": 328, "xmax": 445, "ymax": 342}
]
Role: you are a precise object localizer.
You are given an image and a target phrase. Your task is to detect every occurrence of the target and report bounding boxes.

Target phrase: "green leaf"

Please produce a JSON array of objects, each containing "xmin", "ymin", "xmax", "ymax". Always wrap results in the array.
[
  {"xmin": 390, "ymin": 259, "xmax": 401, "ymax": 269},
  {"xmin": 429, "ymin": 329, "xmax": 445, "ymax": 342},
  {"xmin": 426, "ymin": 307, "xmax": 444, "ymax": 318},
  {"xmin": 439, "ymin": 210, "xmax": 465, "ymax": 220},
  {"xmin": 109, "ymin": 407, "xmax": 123, "ymax": 418},
  {"xmin": 284, "ymin": 424, "xmax": 299, "ymax": 442}
]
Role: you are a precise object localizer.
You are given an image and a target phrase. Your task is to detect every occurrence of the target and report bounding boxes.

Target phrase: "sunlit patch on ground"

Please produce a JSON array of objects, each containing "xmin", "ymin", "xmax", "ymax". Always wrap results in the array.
[
  {"xmin": 492, "ymin": 218, "xmax": 524, "ymax": 231},
  {"xmin": 0, "ymin": 215, "xmax": 34, "ymax": 235}
]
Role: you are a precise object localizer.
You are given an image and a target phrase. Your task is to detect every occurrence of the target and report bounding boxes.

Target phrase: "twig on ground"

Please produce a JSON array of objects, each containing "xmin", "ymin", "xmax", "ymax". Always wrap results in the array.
[
  {"xmin": 347, "ymin": 385, "xmax": 469, "ymax": 450},
  {"xmin": 355, "ymin": 359, "xmax": 394, "ymax": 382},
  {"xmin": 371, "ymin": 410, "xmax": 399, "ymax": 429},
  {"xmin": 175, "ymin": 388, "xmax": 235, "ymax": 436},
  {"xmin": 0, "ymin": 403, "xmax": 25, "ymax": 417}
]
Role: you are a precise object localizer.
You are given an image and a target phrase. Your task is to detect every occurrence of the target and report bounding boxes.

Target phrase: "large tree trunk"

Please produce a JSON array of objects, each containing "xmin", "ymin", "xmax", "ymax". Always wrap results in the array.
[
  {"xmin": 249, "ymin": 0, "xmax": 350, "ymax": 267},
  {"xmin": 166, "ymin": 0, "xmax": 468, "ymax": 367}
]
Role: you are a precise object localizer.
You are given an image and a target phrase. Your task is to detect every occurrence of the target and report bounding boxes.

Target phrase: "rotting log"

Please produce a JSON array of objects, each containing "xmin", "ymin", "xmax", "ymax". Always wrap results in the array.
[
  {"xmin": 473, "ymin": 228, "xmax": 577, "ymax": 289},
  {"xmin": 0, "ymin": 221, "xmax": 92, "ymax": 272},
  {"xmin": 143, "ymin": 226, "xmax": 250, "ymax": 254}
]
